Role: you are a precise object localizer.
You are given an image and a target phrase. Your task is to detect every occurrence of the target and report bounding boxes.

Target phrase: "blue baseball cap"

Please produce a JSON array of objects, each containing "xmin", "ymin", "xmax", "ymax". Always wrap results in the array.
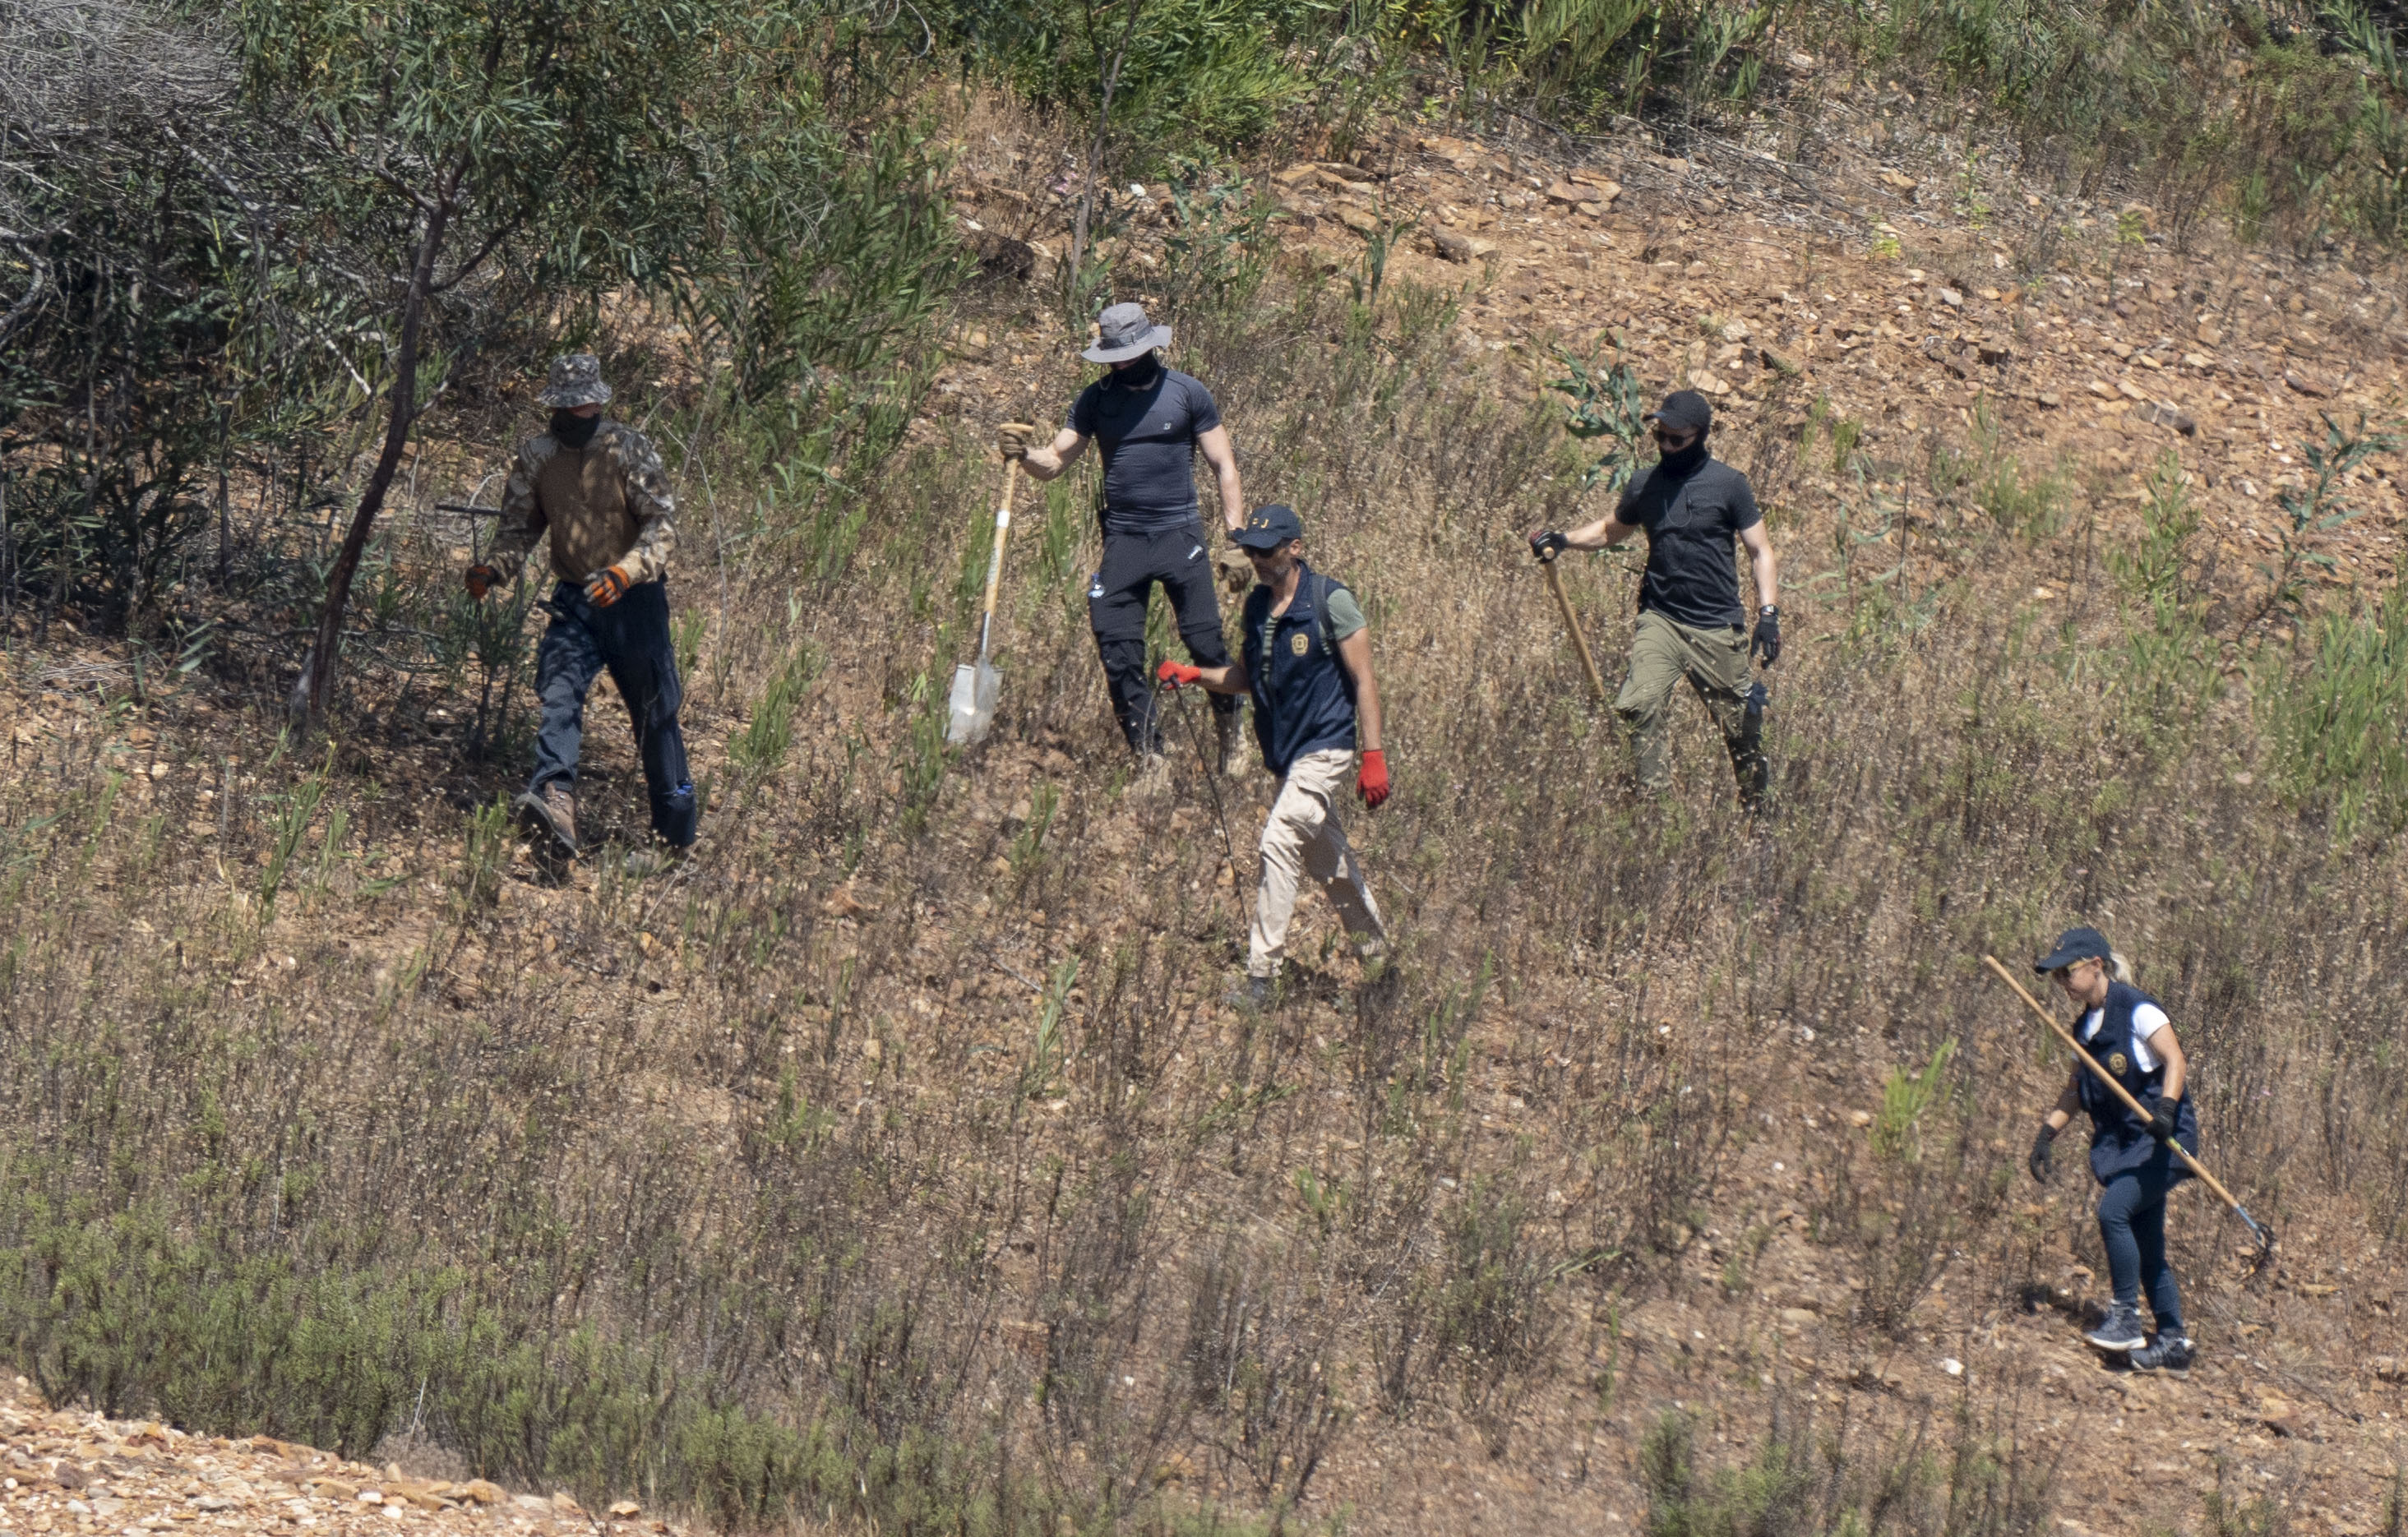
[
  {"xmin": 2034, "ymin": 926, "xmax": 2112, "ymax": 974},
  {"xmin": 1233, "ymin": 504, "xmax": 1305, "ymax": 549}
]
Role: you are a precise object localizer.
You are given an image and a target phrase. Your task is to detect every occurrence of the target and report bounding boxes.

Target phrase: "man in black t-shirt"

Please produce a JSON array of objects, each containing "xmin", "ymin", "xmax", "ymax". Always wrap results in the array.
[
  {"xmin": 1000, "ymin": 302, "xmax": 1246, "ymax": 776},
  {"xmin": 1529, "ymin": 390, "xmax": 1780, "ymax": 806}
]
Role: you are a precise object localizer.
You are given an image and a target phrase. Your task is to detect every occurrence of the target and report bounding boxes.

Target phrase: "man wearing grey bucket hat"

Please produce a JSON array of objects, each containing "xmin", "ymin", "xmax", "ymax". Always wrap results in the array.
[
  {"xmin": 997, "ymin": 302, "xmax": 1248, "ymax": 776},
  {"xmin": 469, "ymin": 353, "xmax": 696, "ymax": 870}
]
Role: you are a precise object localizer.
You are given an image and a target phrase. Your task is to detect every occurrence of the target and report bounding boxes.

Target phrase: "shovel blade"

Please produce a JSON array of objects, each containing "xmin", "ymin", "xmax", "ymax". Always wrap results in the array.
[{"xmin": 945, "ymin": 658, "xmax": 1001, "ymax": 745}]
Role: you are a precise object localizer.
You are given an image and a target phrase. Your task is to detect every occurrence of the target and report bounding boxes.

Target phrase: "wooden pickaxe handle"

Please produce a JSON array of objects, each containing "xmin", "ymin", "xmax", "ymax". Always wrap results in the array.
[
  {"xmin": 1540, "ymin": 554, "xmax": 1608, "ymax": 703},
  {"xmin": 1982, "ymin": 954, "xmax": 2273, "ymax": 1253}
]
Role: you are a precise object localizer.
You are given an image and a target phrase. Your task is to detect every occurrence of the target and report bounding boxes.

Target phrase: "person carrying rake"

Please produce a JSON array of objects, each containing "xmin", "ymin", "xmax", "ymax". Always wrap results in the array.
[{"xmin": 2027, "ymin": 926, "xmax": 2198, "ymax": 1371}]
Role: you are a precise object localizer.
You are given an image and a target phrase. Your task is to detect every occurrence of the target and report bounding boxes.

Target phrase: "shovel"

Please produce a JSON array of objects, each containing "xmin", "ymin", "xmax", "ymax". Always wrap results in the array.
[
  {"xmin": 1981, "ymin": 954, "xmax": 2276, "ymax": 1267},
  {"xmin": 947, "ymin": 459, "xmax": 1020, "ymax": 745},
  {"xmin": 1537, "ymin": 547, "xmax": 1608, "ymax": 703}
]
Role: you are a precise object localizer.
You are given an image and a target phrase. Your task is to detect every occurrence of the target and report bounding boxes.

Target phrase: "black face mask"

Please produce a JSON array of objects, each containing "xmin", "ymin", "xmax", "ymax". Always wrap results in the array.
[
  {"xmin": 1111, "ymin": 353, "xmax": 1162, "ymax": 390},
  {"xmin": 551, "ymin": 409, "xmax": 602, "ymax": 448},
  {"xmin": 1658, "ymin": 433, "xmax": 1708, "ymax": 474}
]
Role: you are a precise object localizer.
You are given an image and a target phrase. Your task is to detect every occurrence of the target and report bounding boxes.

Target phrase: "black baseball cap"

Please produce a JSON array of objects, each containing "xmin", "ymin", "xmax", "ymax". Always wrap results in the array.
[
  {"xmin": 2034, "ymin": 926, "xmax": 2112, "ymax": 975},
  {"xmin": 1644, "ymin": 390, "xmax": 1713, "ymax": 434},
  {"xmin": 1233, "ymin": 503, "xmax": 1305, "ymax": 549}
]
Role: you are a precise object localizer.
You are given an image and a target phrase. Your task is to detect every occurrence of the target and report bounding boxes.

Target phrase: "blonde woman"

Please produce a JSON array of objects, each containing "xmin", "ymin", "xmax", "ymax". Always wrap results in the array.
[{"xmin": 2027, "ymin": 926, "xmax": 2198, "ymax": 1371}]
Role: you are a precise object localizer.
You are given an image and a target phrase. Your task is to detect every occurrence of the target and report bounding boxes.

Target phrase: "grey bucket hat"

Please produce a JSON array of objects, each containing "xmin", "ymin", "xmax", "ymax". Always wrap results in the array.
[
  {"xmin": 538, "ymin": 353, "xmax": 614, "ymax": 408},
  {"xmin": 1081, "ymin": 302, "xmax": 1172, "ymax": 364}
]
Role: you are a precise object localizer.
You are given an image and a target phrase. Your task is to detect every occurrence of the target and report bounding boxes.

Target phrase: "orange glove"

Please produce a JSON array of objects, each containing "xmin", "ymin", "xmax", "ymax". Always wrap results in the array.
[
  {"xmin": 464, "ymin": 563, "xmax": 500, "ymax": 600},
  {"xmin": 1156, "ymin": 659, "xmax": 1202, "ymax": 690},
  {"xmin": 1357, "ymin": 749, "xmax": 1389, "ymax": 809},
  {"xmin": 585, "ymin": 565, "xmax": 632, "ymax": 607}
]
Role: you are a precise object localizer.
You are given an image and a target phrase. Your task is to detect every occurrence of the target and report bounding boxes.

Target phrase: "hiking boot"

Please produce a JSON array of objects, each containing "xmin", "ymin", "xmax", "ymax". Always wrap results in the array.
[
  {"xmin": 2129, "ymin": 1332, "xmax": 2195, "ymax": 1372},
  {"xmin": 622, "ymin": 842, "xmax": 691, "ymax": 878},
  {"xmin": 2083, "ymin": 1303, "xmax": 2147, "ymax": 1352},
  {"xmin": 1224, "ymin": 975, "xmax": 1271, "ymax": 1011},
  {"xmin": 1213, "ymin": 710, "xmax": 1250, "ymax": 777},
  {"xmin": 515, "ymin": 782, "xmax": 578, "ymax": 854}
]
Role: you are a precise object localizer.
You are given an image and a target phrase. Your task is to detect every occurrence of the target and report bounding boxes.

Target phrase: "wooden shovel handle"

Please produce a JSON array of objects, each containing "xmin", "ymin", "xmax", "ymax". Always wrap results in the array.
[{"xmin": 1541, "ymin": 555, "xmax": 1608, "ymax": 703}]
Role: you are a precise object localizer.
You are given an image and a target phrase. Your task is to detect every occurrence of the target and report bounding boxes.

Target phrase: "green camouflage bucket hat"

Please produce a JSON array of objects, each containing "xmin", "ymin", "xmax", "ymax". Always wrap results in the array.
[{"xmin": 538, "ymin": 353, "xmax": 613, "ymax": 408}]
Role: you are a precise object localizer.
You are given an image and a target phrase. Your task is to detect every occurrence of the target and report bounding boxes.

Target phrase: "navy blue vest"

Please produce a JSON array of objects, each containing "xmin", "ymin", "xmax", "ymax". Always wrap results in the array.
[
  {"xmin": 1242, "ymin": 565, "xmax": 1358, "ymax": 777},
  {"xmin": 2077, "ymin": 980, "xmax": 2198, "ymax": 1184}
]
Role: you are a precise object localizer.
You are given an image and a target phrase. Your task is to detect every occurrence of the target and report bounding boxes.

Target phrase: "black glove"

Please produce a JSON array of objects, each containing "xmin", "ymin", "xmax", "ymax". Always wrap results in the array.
[
  {"xmin": 1528, "ymin": 529, "xmax": 1570, "ymax": 561},
  {"xmin": 2145, "ymin": 1097, "xmax": 2179, "ymax": 1144},
  {"xmin": 1751, "ymin": 606, "xmax": 1782, "ymax": 667},
  {"xmin": 2027, "ymin": 1123, "xmax": 2056, "ymax": 1184}
]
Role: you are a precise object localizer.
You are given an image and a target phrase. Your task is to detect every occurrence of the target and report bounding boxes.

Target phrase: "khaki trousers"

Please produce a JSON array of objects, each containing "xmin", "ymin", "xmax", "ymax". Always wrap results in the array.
[
  {"xmin": 1615, "ymin": 610, "xmax": 1768, "ymax": 799},
  {"xmin": 1249, "ymin": 748, "xmax": 1386, "ymax": 980}
]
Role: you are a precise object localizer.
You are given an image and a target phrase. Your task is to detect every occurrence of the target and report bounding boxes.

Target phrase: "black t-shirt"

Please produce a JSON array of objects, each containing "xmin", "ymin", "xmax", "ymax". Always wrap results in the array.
[
  {"xmin": 1068, "ymin": 366, "xmax": 1221, "ymax": 535},
  {"xmin": 1614, "ymin": 456, "xmax": 1763, "ymax": 630}
]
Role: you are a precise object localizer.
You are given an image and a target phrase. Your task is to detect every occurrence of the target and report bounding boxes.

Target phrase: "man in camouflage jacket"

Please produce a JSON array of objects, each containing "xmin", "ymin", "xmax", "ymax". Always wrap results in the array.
[{"xmin": 466, "ymin": 353, "xmax": 696, "ymax": 865}]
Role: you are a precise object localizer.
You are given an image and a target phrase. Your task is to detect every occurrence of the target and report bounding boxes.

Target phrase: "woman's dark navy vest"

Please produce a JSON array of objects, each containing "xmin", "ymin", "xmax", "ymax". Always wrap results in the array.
[
  {"xmin": 2078, "ymin": 979, "xmax": 2198, "ymax": 1184},
  {"xmin": 1241, "ymin": 564, "xmax": 1358, "ymax": 777}
]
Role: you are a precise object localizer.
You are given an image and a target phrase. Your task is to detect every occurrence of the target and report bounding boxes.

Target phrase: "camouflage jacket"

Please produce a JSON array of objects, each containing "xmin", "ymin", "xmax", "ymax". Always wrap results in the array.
[{"xmin": 491, "ymin": 421, "xmax": 678, "ymax": 588}]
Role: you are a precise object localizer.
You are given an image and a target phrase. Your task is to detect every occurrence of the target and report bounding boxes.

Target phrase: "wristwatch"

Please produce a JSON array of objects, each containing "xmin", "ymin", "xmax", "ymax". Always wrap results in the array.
[{"xmin": 1759, "ymin": 605, "xmax": 1779, "ymax": 617}]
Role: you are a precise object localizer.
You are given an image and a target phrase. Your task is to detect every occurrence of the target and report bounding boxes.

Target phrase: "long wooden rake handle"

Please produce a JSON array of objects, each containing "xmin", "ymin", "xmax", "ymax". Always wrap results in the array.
[
  {"xmin": 1539, "ymin": 553, "xmax": 1607, "ymax": 703},
  {"xmin": 1981, "ymin": 954, "xmax": 2274, "ymax": 1254}
]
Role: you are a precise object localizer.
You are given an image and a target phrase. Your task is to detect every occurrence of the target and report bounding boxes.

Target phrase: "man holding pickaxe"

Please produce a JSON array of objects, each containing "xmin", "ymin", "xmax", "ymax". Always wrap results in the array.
[
  {"xmin": 998, "ymin": 302, "xmax": 1247, "ymax": 780},
  {"xmin": 1529, "ymin": 390, "xmax": 1778, "ymax": 808}
]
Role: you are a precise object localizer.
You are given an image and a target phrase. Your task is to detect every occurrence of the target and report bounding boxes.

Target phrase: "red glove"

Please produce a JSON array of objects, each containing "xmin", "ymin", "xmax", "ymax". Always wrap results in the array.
[
  {"xmin": 1157, "ymin": 659, "xmax": 1203, "ymax": 690},
  {"xmin": 1357, "ymin": 749, "xmax": 1389, "ymax": 809},
  {"xmin": 585, "ymin": 565, "xmax": 632, "ymax": 607},
  {"xmin": 464, "ymin": 563, "xmax": 500, "ymax": 600}
]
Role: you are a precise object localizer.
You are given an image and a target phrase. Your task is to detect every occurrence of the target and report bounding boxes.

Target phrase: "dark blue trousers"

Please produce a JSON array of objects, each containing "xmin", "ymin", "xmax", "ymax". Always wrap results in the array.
[
  {"xmin": 2096, "ymin": 1165, "xmax": 2184, "ymax": 1333},
  {"xmin": 531, "ymin": 579, "xmax": 696, "ymax": 847}
]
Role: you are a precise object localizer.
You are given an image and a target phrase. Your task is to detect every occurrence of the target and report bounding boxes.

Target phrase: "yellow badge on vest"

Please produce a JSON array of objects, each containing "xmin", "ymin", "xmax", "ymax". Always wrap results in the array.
[
  {"xmin": 1290, "ymin": 631, "xmax": 1310, "ymax": 656},
  {"xmin": 2106, "ymin": 1052, "xmax": 2129, "ymax": 1077}
]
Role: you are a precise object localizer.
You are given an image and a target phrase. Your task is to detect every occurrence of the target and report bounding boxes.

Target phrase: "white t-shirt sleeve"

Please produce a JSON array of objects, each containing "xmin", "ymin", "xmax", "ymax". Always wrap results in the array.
[
  {"xmin": 2081, "ymin": 1003, "xmax": 2169, "ymax": 1074},
  {"xmin": 2129, "ymin": 1003, "xmax": 2169, "ymax": 1074}
]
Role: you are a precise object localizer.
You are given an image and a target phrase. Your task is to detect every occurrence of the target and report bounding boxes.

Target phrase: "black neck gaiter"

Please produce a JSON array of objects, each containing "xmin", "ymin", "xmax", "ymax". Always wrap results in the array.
[
  {"xmin": 551, "ymin": 410, "xmax": 602, "ymax": 449},
  {"xmin": 1659, "ymin": 436, "xmax": 1708, "ymax": 475},
  {"xmin": 1112, "ymin": 355, "xmax": 1163, "ymax": 391}
]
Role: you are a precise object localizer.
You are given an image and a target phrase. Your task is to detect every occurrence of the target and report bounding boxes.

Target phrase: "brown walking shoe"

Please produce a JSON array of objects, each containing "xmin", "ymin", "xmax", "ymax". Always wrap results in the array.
[{"xmin": 515, "ymin": 782, "xmax": 578, "ymax": 854}]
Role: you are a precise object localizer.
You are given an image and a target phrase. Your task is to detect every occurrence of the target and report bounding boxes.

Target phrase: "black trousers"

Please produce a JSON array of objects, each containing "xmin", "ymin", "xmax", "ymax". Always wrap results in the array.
[
  {"xmin": 532, "ymin": 579, "xmax": 697, "ymax": 846},
  {"xmin": 1088, "ymin": 520, "xmax": 1236, "ymax": 753}
]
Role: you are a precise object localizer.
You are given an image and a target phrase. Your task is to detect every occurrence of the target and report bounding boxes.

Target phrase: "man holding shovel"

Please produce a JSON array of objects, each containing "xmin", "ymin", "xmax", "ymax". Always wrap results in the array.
[
  {"xmin": 1528, "ymin": 390, "xmax": 1778, "ymax": 808},
  {"xmin": 1157, "ymin": 505, "xmax": 1388, "ymax": 1009},
  {"xmin": 998, "ymin": 302, "xmax": 1246, "ymax": 778},
  {"xmin": 468, "ymin": 353, "xmax": 696, "ymax": 872}
]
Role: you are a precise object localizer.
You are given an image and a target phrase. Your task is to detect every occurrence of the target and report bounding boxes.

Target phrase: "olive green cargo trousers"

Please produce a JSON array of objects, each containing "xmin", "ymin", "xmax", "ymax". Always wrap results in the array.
[{"xmin": 1614, "ymin": 610, "xmax": 1768, "ymax": 803}]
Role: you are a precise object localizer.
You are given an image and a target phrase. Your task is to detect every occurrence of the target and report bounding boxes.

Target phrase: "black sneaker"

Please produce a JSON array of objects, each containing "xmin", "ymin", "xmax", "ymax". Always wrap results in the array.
[
  {"xmin": 2083, "ymin": 1303, "xmax": 2147, "ymax": 1352},
  {"xmin": 2129, "ymin": 1333, "xmax": 2194, "ymax": 1372}
]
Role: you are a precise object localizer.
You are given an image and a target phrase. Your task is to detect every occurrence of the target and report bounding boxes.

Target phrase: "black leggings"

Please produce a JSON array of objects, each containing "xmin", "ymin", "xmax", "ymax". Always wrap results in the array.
[
  {"xmin": 2097, "ymin": 1166, "xmax": 2184, "ymax": 1332},
  {"xmin": 1088, "ymin": 521, "xmax": 1235, "ymax": 752}
]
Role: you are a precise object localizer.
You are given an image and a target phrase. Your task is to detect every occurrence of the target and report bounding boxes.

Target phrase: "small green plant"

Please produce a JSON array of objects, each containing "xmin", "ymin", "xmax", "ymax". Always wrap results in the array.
[
  {"xmin": 1870, "ymin": 231, "xmax": 1902, "ymax": 260},
  {"xmin": 672, "ymin": 608, "xmax": 707, "ymax": 682},
  {"xmin": 1022, "ymin": 957, "xmax": 1078, "ymax": 1101},
  {"xmin": 1010, "ymin": 782, "xmax": 1061, "ymax": 879},
  {"xmin": 728, "ymin": 646, "xmax": 820, "ymax": 782},
  {"xmin": 257, "ymin": 750, "xmax": 331, "ymax": 923},
  {"xmin": 1550, "ymin": 348, "xmax": 1651, "ymax": 494},
  {"xmin": 457, "ymin": 796, "xmax": 512, "ymax": 912},
  {"xmin": 1957, "ymin": 145, "xmax": 1991, "ymax": 228},
  {"xmin": 1872, "ymin": 1039, "xmax": 1957, "ymax": 1162},
  {"xmin": 2116, "ymin": 206, "xmax": 2150, "ymax": 247},
  {"xmin": 2249, "ymin": 412, "xmax": 2402, "ymax": 630}
]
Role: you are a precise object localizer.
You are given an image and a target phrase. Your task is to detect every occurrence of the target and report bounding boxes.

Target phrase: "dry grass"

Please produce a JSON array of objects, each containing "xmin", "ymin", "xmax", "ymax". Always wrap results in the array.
[{"xmin": 1, "ymin": 162, "xmax": 2405, "ymax": 1535}]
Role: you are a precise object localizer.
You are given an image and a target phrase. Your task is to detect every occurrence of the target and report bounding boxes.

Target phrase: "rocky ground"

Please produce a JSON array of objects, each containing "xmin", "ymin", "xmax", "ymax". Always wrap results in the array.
[
  {"xmin": 5, "ymin": 93, "xmax": 2407, "ymax": 1537},
  {"xmin": 0, "ymin": 1385, "xmax": 672, "ymax": 1536}
]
